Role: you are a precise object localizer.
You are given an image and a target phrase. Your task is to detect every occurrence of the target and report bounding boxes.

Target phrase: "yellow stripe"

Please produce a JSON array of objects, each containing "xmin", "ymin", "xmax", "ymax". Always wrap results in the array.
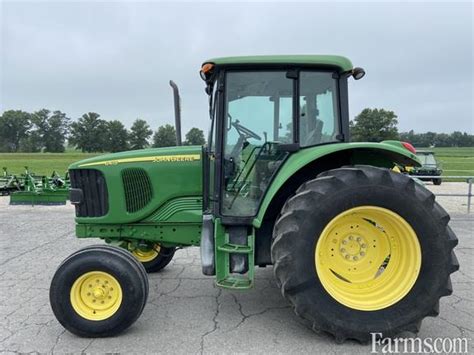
[{"xmin": 79, "ymin": 154, "xmax": 201, "ymax": 167}]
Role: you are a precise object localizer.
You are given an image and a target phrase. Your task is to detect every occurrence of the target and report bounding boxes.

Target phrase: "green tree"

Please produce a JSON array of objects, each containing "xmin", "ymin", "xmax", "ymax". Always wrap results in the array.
[
  {"xmin": 129, "ymin": 119, "xmax": 152, "ymax": 150},
  {"xmin": 399, "ymin": 130, "xmax": 474, "ymax": 147},
  {"xmin": 69, "ymin": 112, "xmax": 108, "ymax": 152},
  {"xmin": 105, "ymin": 120, "xmax": 129, "ymax": 152},
  {"xmin": 19, "ymin": 131, "xmax": 43, "ymax": 152},
  {"xmin": 153, "ymin": 124, "xmax": 177, "ymax": 148},
  {"xmin": 23, "ymin": 109, "xmax": 70, "ymax": 152},
  {"xmin": 350, "ymin": 108, "xmax": 399, "ymax": 142},
  {"xmin": 0, "ymin": 110, "xmax": 31, "ymax": 152},
  {"xmin": 44, "ymin": 111, "xmax": 70, "ymax": 152},
  {"xmin": 184, "ymin": 127, "xmax": 206, "ymax": 146}
]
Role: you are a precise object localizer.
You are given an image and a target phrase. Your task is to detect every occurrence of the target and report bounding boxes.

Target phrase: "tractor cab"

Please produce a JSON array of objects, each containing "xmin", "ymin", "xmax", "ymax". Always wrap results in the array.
[
  {"xmin": 197, "ymin": 56, "xmax": 368, "ymax": 287},
  {"xmin": 200, "ymin": 56, "xmax": 356, "ymax": 220}
]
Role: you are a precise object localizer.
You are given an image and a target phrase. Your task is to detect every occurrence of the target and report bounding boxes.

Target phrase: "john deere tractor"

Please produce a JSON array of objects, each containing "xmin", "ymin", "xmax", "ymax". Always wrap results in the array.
[{"xmin": 49, "ymin": 55, "xmax": 459, "ymax": 343}]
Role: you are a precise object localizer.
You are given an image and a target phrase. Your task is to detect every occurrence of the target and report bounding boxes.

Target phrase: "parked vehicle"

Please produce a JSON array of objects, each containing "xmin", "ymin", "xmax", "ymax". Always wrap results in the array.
[
  {"xmin": 49, "ymin": 55, "xmax": 458, "ymax": 343},
  {"xmin": 406, "ymin": 150, "xmax": 443, "ymax": 185}
]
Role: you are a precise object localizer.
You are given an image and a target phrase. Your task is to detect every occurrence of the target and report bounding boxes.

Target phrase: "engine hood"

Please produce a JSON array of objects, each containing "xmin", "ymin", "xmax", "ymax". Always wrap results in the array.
[{"xmin": 69, "ymin": 146, "xmax": 203, "ymax": 225}]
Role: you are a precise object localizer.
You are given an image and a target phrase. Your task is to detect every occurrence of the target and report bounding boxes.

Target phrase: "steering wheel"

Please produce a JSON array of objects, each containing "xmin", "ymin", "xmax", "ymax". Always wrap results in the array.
[{"xmin": 231, "ymin": 120, "xmax": 262, "ymax": 141}]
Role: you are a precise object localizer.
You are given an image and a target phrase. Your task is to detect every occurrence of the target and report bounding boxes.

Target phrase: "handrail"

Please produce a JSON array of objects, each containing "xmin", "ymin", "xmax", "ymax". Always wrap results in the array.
[{"xmin": 411, "ymin": 175, "xmax": 473, "ymax": 213}]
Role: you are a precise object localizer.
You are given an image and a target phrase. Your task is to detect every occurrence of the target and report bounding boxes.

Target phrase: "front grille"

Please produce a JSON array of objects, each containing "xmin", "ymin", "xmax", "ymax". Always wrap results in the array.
[
  {"xmin": 121, "ymin": 168, "xmax": 153, "ymax": 213},
  {"xmin": 69, "ymin": 169, "xmax": 109, "ymax": 217}
]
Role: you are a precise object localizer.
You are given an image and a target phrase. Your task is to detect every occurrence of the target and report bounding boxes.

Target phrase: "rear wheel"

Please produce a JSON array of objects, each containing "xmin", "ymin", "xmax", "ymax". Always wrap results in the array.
[
  {"xmin": 128, "ymin": 243, "xmax": 176, "ymax": 273},
  {"xmin": 272, "ymin": 166, "xmax": 458, "ymax": 343},
  {"xmin": 50, "ymin": 245, "xmax": 149, "ymax": 337},
  {"xmin": 433, "ymin": 178, "xmax": 442, "ymax": 185}
]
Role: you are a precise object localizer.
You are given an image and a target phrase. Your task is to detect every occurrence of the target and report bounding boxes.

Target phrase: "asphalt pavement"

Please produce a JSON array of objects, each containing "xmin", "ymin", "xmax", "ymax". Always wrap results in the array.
[{"xmin": 0, "ymin": 194, "xmax": 472, "ymax": 354}]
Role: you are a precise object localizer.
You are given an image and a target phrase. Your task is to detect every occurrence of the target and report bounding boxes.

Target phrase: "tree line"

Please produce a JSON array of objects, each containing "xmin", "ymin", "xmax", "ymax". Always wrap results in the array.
[
  {"xmin": 350, "ymin": 108, "xmax": 474, "ymax": 147},
  {"xmin": 0, "ymin": 109, "xmax": 205, "ymax": 153},
  {"xmin": 1, "ymin": 108, "xmax": 472, "ymax": 153}
]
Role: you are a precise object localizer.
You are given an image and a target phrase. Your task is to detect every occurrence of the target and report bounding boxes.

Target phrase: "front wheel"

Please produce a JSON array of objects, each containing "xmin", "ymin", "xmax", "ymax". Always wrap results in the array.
[
  {"xmin": 272, "ymin": 166, "xmax": 459, "ymax": 343},
  {"xmin": 128, "ymin": 243, "xmax": 176, "ymax": 273},
  {"xmin": 433, "ymin": 178, "xmax": 442, "ymax": 185},
  {"xmin": 50, "ymin": 245, "xmax": 149, "ymax": 337}
]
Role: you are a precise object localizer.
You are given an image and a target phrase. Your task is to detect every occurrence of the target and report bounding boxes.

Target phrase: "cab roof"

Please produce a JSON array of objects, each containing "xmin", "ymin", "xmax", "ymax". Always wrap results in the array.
[{"xmin": 203, "ymin": 55, "xmax": 353, "ymax": 72}]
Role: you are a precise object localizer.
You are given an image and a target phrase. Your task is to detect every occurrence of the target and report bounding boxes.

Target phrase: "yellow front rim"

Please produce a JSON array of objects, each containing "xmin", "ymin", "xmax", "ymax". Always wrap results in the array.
[
  {"xmin": 315, "ymin": 206, "xmax": 421, "ymax": 311},
  {"xmin": 131, "ymin": 244, "xmax": 161, "ymax": 263},
  {"xmin": 70, "ymin": 271, "xmax": 123, "ymax": 321}
]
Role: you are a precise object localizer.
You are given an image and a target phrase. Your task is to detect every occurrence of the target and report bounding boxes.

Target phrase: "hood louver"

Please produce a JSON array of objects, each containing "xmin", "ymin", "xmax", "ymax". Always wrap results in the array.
[{"xmin": 121, "ymin": 168, "xmax": 153, "ymax": 213}]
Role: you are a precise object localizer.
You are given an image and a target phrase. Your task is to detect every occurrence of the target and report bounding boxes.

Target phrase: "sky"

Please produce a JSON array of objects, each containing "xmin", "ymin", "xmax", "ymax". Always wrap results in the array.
[{"xmin": 1, "ymin": 1, "xmax": 473, "ymax": 135}]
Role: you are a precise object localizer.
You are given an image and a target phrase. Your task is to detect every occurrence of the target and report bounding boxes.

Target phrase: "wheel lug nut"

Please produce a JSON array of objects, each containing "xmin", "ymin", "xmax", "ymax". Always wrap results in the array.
[
  {"xmin": 87, "ymin": 293, "xmax": 91, "ymax": 296},
  {"xmin": 356, "ymin": 237, "xmax": 361, "ymax": 242},
  {"xmin": 345, "ymin": 255, "xmax": 350, "ymax": 260},
  {"xmin": 353, "ymin": 256, "xmax": 358, "ymax": 261},
  {"xmin": 342, "ymin": 240, "xmax": 347, "ymax": 245},
  {"xmin": 361, "ymin": 244, "xmax": 366, "ymax": 248},
  {"xmin": 360, "ymin": 252, "xmax": 365, "ymax": 256},
  {"xmin": 349, "ymin": 236, "xmax": 353, "ymax": 240},
  {"xmin": 340, "ymin": 248, "xmax": 346, "ymax": 253}
]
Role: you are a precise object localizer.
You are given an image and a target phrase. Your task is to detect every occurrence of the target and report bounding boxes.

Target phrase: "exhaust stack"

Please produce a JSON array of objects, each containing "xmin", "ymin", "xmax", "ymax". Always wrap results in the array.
[{"xmin": 169, "ymin": 80, "xmax": 182, "ymax": 146}]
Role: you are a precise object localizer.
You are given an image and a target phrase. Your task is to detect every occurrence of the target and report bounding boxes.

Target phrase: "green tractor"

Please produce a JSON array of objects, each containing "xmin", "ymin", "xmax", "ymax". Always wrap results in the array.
[{"xmin": 49, "ymin": 55, "xmax": 458, "ymax": 343}]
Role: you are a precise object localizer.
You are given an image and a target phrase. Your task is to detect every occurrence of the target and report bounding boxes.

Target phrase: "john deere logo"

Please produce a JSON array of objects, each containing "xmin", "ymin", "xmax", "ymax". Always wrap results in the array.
[{"xmin": 79, "ymin": 154, "xmax": 201, "ymax": 167}]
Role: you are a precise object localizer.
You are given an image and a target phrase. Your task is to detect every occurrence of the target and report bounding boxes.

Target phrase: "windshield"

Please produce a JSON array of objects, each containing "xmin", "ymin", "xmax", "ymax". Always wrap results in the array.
[
  {"xmin": 222, "ymin": 71, "xmax": 292, "ymax": 216},
  {"xmin": 417, "ymin": 153, "xmax": 437, "ymax": 166}
]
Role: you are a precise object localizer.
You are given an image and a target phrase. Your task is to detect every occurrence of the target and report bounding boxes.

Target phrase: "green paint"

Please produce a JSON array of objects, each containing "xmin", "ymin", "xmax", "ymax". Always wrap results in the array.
[
  {"xmin": 76, "ymin": 223, "xmax": 202, "ymax": 247},
  {"xmin": 204, "ymin": 55, "xmax": 353, "ymax": 72},
  {"xmin": 143, "ymin": 196, "xmax": 202, "ymax": 223}
]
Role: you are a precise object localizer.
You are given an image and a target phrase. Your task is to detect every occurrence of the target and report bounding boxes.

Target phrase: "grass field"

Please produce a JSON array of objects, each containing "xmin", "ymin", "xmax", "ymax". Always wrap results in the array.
[
  {"xmin": 0, "ymin": 147, "xmax": 472, "ymax": 178},
  {"xmin": 431, "ymin": 147, "xmax": 474, "ymax": 177},
  {"xmin": 0, "ymin": 152, "xmax": 99, "ymax": 176}
]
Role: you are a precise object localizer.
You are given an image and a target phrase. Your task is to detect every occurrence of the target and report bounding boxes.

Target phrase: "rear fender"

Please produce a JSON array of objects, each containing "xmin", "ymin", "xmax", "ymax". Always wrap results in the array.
[{"xmin": 253, "ymin": 141, "xmax": 420, "ymax": 228}]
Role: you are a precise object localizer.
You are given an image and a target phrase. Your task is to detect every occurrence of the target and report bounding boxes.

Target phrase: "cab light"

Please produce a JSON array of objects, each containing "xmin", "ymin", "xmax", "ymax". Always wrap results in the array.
[{"xmin": 200, "ymin": 63, "xmax": 214, "ymax": 80}]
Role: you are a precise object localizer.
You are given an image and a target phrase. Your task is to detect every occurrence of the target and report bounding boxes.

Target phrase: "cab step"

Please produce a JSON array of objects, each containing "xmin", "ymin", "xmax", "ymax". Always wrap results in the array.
[
  {"xmin": 216, "ymin": 276, "xmax": 253, "ymax": 290},
  {"xmin": 217, "ymin": 243, "xmax": 252, "ymax": 254},
  {"xmin": 214, "ymin": 219, "xmax": 255, "ymax": 290}
]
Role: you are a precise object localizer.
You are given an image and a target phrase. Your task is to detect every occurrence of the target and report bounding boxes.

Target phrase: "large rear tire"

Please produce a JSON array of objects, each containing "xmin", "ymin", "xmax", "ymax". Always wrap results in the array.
[
  {"xmin": 272, "ymin": 166, "xmax": 458, "ymax": 343},
  {"xmin": 50, "ymin": 245, "xmax": 149, "ymax": 337}
]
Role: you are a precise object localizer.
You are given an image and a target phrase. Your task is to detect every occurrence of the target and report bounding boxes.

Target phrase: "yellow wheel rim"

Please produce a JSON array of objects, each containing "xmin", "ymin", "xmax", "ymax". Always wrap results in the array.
[
  {"xmin": 70, "ymin": 271, "xmax": 123, "ymax": 321},
  {"xmin": 131, "ymin": 244, "xmax": 160, "ymax": 263},
  {"xmin": 315, "ymin": 206, "xmax": 421, "ymax": 311}
]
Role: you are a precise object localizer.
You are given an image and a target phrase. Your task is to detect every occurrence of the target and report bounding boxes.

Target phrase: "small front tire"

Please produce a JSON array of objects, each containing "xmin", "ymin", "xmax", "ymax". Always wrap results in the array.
[{"xmin": 50, "ymin": 245, "xmax": 149, "ymax": 337}]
